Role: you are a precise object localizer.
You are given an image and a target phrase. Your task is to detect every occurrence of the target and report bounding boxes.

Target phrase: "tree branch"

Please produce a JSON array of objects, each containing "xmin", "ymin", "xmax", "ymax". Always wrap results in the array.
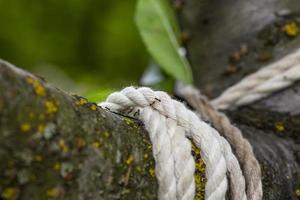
[{"xmin": 0, "ymin": 60, "xmax": 158, "ymax": 200}]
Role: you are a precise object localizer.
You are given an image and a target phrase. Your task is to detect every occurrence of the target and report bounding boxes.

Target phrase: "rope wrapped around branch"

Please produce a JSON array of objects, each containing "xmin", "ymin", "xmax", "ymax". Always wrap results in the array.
[
  {"xmin": 99, "ymin": 87, "xmax": 246, "ymax": 200},
  {"xmin": 175, "ymin": 83, "xmax": 262, "ymax": 200},
  {"xmin": 174, "ymin": 48, "xmax": 300, "ymax": 199}
]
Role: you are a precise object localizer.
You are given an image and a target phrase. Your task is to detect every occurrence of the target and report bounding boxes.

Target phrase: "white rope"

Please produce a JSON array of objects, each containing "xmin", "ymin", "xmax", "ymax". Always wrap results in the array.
[
  {"xmin": 175, "ymin": 82, "xmax": 261, "ymax": 200},
  {"xmin": 97, "ymin": 46, "xmax": 300, "ymax": 200},
  {"xmin": 143, "ymin": 108, "xmax": 195, "ymax": 200},
  {"xmin": 99, "ymin": 87, "xmax": 246, "ymax": 200},
  {"xmin": 142, "ymin": 108, "xmax": 178, "ymax": 199},
  {"xmin": 212, "ymin": 49, "xmax": 300, "ymax": 109}
]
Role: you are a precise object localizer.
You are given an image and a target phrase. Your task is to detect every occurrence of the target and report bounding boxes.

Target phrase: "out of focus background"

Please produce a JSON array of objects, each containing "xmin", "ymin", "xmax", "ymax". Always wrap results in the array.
[{"xmin": 0, "ymin": 0, "xmax": 149, "ymax": 96}]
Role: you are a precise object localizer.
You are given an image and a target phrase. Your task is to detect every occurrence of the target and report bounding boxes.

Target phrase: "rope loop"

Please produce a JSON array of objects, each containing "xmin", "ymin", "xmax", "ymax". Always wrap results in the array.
[{"xmin": 100, "ymin": 87, "xmax": 246, "ymax": 200}]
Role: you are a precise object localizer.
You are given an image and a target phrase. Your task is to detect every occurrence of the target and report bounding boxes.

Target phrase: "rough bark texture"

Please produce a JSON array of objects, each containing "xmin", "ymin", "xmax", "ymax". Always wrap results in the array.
[
  {"xmin": 178, "ymin": 0, "xmax": 300, "ymax": 199},
  {"xmin": 0, "ymin": 1, "xmax": 300, "ymax": 199},
  {"xmin": 0, "ymin": 61, "xmax": 158, "ymax": 200}
]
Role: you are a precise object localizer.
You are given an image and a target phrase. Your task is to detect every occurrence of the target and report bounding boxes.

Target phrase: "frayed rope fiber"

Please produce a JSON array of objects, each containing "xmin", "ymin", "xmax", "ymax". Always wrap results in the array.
[{"xmin": 99, "ymin": 87, "xmax": 246, "ymax": 200}]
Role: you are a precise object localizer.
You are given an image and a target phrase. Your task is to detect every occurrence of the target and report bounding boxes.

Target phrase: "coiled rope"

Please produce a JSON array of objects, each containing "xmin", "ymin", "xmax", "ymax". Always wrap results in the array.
[
  {"xmin": 175, "ymin": 83, "xmax": 262, "ymax": 200},
  {"xmin": 99, "ymin": 87, "xmax": 246, "ymax": 200},
  {"xmin": 174, "ymin": 49, "xmax": 300, "ymax": 200}
]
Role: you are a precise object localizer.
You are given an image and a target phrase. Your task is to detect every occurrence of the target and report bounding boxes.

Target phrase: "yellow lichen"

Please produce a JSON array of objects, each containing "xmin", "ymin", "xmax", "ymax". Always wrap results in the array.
[
  {"xmin": 76, "ymin": 138, "xmax": 86, "ymax": 149},
  {"xmin": 284, "ymin": 22, "xmax": 299, "ymax": 37},
  {"xmin": 46, "ymin": 187, "xmax": 59, "ymax": 198},
  {"xmin": 92, "ymin": 141, "xmax": 101, "ymax": 148},
  {"xmin": 143, "ymin": 153, "xmax": 149, "ymax": 160},
  {"xmin": 58, "ymin": 139, "xmax": 69, "ymax": 153},
  {"xmin": 192, "ymin": 143, "xmax": 201, "ymax": 155},
  {"xmin": 53, "ymin": 162, "xmax": 61, "ymax": 171},
  {"xmin": 28, "ymin": 112, "xmax": 35, "ymax": 119},
  {"xmin": 39, "ymin": 113, "xmax": 45, "ymax": 120},
  {"xmin": 75, "ymin": 98, "xmax": 88, "ymax": 106},
  {"xmin": 195, "ymin": 159, "xmax": 206, "ymax": 173},
  {"xmin": 275, "ymin": 121, "xmax": 285, "ymax": 132},
  {"xmin": 45, "ymin": 100, "xmax": 58, "ymax": 114},
  {"xmin": 149, "ymin": 168, "xmax": 155, "ymax": 177},
  {"xmin": 194, "ymin": 159, "xmax": 206, "ymax": 200},
  {"xmin": 192, "ymin": 143, "xmax": 206, "ymax": 200},
  {"xmin": 296, "ymin": 188, "xmax": 300, "ymax": 196},
  {"xmin": 20, "ymin": 123, "xmax": 31, "ymax": 133},
  {"xmin": 103, "ymin": 131, "xmax": 110, "ymax": 138},
  {"xmin": 37, "ymin": 124, "xmax": 45, "ymax": 134},
  {"xmin": 136, "ymin": 166, "xmax": 142, "ymax": 172},
  {"xmin": 34, "ymin": 155, "xmax": 43, "ymax": 162},
  {"xmin": 126, "ymin": 155, "xmax": 134, "ymax": 165},
  {"xmin": 90, "ymin": 104, "xmax": 97, "ymax": 111},
  {"xmin": 26, "ymin": 77, "xmax": 46, "ymax": 96},
  {"xmin": 124, "ymin": 118, "xmax": 134, "ymax": 126},
  {"xmin": 2, "ymin": 187, "xmax": 18, "ymax": 200}
]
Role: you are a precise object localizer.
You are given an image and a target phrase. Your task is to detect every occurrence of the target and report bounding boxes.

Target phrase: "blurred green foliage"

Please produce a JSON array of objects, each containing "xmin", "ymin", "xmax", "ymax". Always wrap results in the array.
[
  {"xmin": 135, "ymin": 0, "xmax": 193, "ymax": 84},
  {"xmin": 0, "ymin": 0, "xmax": 148, "ymax": 94},
  {"xmin": 86, "ymin": 88, "xmax": 116, "ymax": 102}
]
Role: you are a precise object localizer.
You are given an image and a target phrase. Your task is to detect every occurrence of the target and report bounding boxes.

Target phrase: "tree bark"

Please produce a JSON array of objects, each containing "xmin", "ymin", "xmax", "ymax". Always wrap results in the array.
[
  {"xmin": 178, "ymin": 0, "xmax": 300, "ymax": 199},
  {"xmin": 0, "ymin": 60, "xmax": 158, "ymax": 200}
]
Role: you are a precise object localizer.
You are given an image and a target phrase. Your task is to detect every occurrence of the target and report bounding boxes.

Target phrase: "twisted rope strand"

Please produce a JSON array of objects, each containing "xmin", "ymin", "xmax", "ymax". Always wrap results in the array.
[
  {"xmin": 100, "ymin": 87, "xmax": 227, "ymax": 199},
  {"xmin": 100, "ymin": 87, "xmax": 246, "ymax": 200},
  {"xmin": 142, "ymin": 108, "xmax": 178, "ymax": 199},
  {"xmin": 176, "ymin": 48, "xmax": 300, "ymax": 199},
  {"xmin": 97, "ymin": 47, "xmax": 300, "ymax": 200},
  {"xmin": 234, "ymin": 65, "xmax": 300, "ymax": 106},
  {"xmin": 212, "ymin": 49, "xmax": 300, "ymax": 109},
  {"xmin": 165, "ymin": 117, "xmax": 196, "ymax": 200},
  {"xmin": 175, "ymin": 83, "xmax": 262, "ymax": 200}
]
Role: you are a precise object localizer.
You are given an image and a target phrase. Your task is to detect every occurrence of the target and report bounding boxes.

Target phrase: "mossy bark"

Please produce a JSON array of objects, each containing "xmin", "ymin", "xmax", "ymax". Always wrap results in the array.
[
  {"xmin": 0, "ymin": 61, "xmax": 158, "ymax": 200},
  {"xmin": 178, "ymin": 0, "xmax": 300, "ymax": 199},
  {"xmin": 0, "ymin": 60, "xmax": 209, "ymax": 200}
]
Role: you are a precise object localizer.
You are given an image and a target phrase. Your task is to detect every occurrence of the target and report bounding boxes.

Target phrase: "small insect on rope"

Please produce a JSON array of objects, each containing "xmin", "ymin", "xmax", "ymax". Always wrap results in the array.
[{"xmin": 99, "ymin": 87, "xmax": 246, "ymax": 200}]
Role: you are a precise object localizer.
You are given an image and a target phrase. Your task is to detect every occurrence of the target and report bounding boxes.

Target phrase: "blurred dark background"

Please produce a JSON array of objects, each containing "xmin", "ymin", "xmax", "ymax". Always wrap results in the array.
[{"xmin": 0, "ymin": 0, "xmax": 149, "ymax": 95}]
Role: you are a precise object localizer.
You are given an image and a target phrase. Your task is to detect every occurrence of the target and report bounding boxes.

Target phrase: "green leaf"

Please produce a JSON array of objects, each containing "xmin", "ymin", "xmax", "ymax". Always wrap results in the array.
[{"xmin": 135, "ymin": 0, "xmax": 193, "ymax": 84}]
